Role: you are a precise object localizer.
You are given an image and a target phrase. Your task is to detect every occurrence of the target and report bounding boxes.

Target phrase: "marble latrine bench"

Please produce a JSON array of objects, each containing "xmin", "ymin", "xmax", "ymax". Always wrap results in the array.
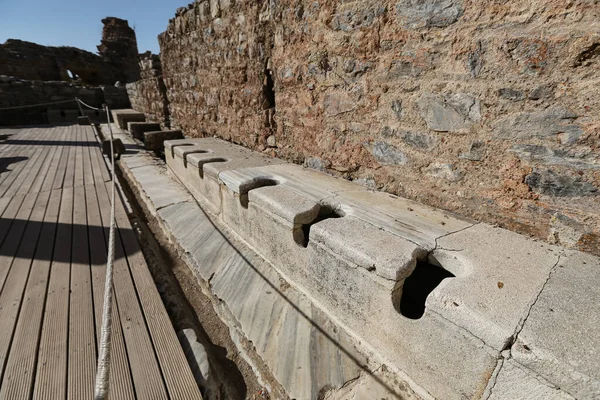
[{"xmin": 162, "ymin": 137, "xmax": 600, "ymax": 400}]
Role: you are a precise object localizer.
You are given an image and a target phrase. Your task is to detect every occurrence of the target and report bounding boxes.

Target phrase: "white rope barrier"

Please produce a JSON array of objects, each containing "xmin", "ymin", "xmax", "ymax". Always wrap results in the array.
[
  {"xmin": 92, "ymin": 102, "xmax": 117, "ymax": 400},
  {"xmin": 0, "ymin": 98, "xmax": 77, "ymax": 111},
  {"xmin": 76, "ymin": 97, "xmax": 103, "ymax": 111}
]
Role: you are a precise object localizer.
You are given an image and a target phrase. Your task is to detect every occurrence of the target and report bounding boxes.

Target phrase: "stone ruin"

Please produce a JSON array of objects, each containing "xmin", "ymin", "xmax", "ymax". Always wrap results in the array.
[
  {"xmin": 0, "ymin": 17, "xmax": 140, "ymax": 85},
  {"xmin": 0, "ymin": 17, "xmax": 139, "ymax": 125}
]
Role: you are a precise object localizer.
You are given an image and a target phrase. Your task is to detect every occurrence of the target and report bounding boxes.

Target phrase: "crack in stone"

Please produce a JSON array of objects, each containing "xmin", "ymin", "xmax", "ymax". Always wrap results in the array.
[
  {"xmin": 483, "ymin": 356, "xmax": 505, "ymax": 400},
  {"xmin": 508, "ymin": 251, "xmax": 563, "ymax": 355},
  {"xmin": 432, "ymin": 221, "xmax": 480, "ymax": 251}
]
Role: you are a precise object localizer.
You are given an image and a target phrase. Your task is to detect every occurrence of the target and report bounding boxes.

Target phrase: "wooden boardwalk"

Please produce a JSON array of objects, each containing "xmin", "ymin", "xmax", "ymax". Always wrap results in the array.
[{"xmin": 0, "ymin": 125, "xmax": 202, "ymax": 399}]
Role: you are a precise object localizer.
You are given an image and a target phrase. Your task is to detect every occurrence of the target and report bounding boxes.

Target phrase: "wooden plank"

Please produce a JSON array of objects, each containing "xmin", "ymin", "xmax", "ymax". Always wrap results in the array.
[
  {"xmin": 0, "ymin": 127, "xmax": 52, "ymax": 188},
  {"xmin": 0, "ymin": 194, "xmax": 26, "ymax": 246},
  {"xmin": 73, "ymin": 127, "xmax": 85, "ymax": 188},
  {"xmin": 33, "ymin": 186, "xmax": 73, "ymax": 400},
  {"xmin": 41, "ymin": 126, "xmax": 70, "ymax": 193},
  {"xmin": 0, "ymin": 188, "xmax": 52, "ymax": 382},
  {"xmin": 0, "ymin": 188, "xmax": 61, "ymax": 399},
  {"xmin": 0, "ymin": 147, "xmax": 44, "ymax": 197},
  {"xmin": 85, "ymin": 183, "xmax": 135, "ymax": 400},
  {"xmin": 2, "ymin": 127, "xmax": 56, "ymax": 197},
  {"xmin": 81, "ymin": 125, "xmax": 105, "ymax": 186},
  {"xmin": 0, "ymin": 129, "xmax": 35, "ymax": 183},
  {"xmin": 80, "ymin": 127, "xmax": 95, "ymax": 187},
  {"xmin": 83, "ymin": 126, "xmax": 104, "ymax": 184},
  {"xmin": 106, "ymin": 182, "xmax": 202, "ymax": 399},
  {"xmin": 0, "ymin": 192, "xmax": 38, "ymax": 291},
  {"xmin": 95, "ymin": 181, "xmax": 169, "ymax": 399},
  {"xmin": 88, "ymin": 124, "xmax": 111, "ymax": 184},
  {"xmin": 25, "ymin": 130, "xmax": 64, "ymax": 196},
  {"xmin": 0, "ymin": 128, "xmax": 36, "ymax": 180},
  {"xmin": 67, "ymin": 184, "xmax": 96, "ymax": 400}
]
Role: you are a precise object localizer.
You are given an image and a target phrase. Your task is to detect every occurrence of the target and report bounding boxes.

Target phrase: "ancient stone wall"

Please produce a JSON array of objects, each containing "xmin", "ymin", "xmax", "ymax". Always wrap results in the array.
[
  {"xmin": 0, "ymin": 18, "xmax": 140, "ymax": 85},
  {"xmin": 126, "ymin": 53, "xmax": 170, "ymax": 127},
  {"xmin": 97, "ymin": 17, "xmax": 141, "ymax": 83},
  {"xmin": 0, "ymin": 76, "xmax": 130, "ymax": 126},
  {"xmin": 158, "ymin": 0, "xmax": 600, "ymax": 255}
]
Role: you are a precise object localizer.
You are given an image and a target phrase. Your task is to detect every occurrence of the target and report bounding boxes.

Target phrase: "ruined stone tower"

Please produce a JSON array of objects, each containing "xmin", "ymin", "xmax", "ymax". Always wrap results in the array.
[{"xmin": 97, "ymin": 17, "xmax": 141, "ymax": 83}]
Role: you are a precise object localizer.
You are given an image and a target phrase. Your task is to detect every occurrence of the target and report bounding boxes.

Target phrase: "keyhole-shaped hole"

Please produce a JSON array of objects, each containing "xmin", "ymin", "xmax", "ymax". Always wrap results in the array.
[
  {"xmin": 296, "ymin": 205, "xmax": 344, "ymax": 248},
  {"xmin": 396, "ymin": 259, "xmax": 455, "ymax": 320}
]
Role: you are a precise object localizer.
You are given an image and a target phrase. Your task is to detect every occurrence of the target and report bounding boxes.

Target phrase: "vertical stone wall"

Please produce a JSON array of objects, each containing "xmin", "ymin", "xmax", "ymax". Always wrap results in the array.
[
  {"xmin": 158, "ymin": 0, "xmax": 600, "ymax": 255},
  {"xmin": 126, "ymin": 54, "xmax": 170, "ymax": 127},
  {"xmin": 159, "ymin": 2, "xmax": 275, "ymax": 144}
]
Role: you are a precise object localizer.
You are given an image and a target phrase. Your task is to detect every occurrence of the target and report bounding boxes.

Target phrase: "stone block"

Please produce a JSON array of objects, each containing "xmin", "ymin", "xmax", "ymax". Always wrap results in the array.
[
  {"xmin": 143, "ymin": 130, "xmax": 184, "ymax": 152},
  {"xmin": 512, "ymin": 250, "xmax": 600, "ymax": 399},
  {"xmin": 492, "ymin": 107, "xmax": 583, "ymax": 144},
  {"xmin": 112, "ymin": 109, "xmax": 146, "ymax": 130},
  {"xmin": 156, "ymin": 201, "xmax": 367, "ymax": 400},
  {"xmin": 102, "ymin": 138, "xmax": 125, "ymax": 159},
  {"xmin": 77, "ymin": 116, "xmax": 91, "ymax": 125},
  {"xmin": 417, "ymin": 93, "xmax": 481, "ymax": 132},
  {"xmin": 164, "ymin": 138, "xmax": 284, "ymax": 215},
  {"xmin": 159, "ymin": 136, "xmax": 600, "ymax": 399},
  {"xmin": 433, "ymin": 224, "xmax": 561, "ymax": 350},
  {"xmin": 127, "ymin": 122, "xmax": 161, "ymax": 140},
  {"xmin": 396, "ymin": 0, "xmax": 464, "ymax": 29},
  {"xmin": 489, "ymin": 360, "xmax": 575, "ymax": 400}
]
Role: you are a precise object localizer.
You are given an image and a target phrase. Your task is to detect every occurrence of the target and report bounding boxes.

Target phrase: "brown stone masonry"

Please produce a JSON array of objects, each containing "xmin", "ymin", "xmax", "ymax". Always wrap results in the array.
[{"xmin": 147, "ymin": 0, "xmax": 599, "ymax": 255}]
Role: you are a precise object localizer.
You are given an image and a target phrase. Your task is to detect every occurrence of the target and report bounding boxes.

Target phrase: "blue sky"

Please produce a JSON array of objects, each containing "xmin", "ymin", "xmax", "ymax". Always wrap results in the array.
[{"xmin": 0, "ymin": 0, "xmax": 190, "ymax": 54}]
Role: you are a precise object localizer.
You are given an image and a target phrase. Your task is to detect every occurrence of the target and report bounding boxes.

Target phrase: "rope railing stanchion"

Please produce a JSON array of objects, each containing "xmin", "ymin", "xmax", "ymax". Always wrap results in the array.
[
  {"xmin": 75, "ymin": 97, "xmax": 85, "ymax": 117},
  {"xmin": 94, "ymin": 103, "xmax": 117, "ymax": 400}
]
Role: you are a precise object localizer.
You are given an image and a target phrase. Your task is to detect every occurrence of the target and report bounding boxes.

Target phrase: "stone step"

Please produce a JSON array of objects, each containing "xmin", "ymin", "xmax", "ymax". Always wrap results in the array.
[
  {"xmin": 127, "ymin": 121, "xmax": 161, "ymax": 140},
  {"xmin": 111, "ymin": 108, "xmax": 146, "ymax": 130},
  {"xmin": 144, "ymin": 130, "xmax": 184, "ymax": 152}
]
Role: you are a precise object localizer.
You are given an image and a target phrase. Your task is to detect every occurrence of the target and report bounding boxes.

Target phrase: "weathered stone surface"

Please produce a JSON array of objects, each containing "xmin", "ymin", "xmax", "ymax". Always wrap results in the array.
[
  {"xmin": 395, "ymin": 0, "xmax": 464, "ymax": 29},
  {"xmin": 489, "ymin": 360, "xmax": 575, "ymax": 400},
  {"xmin": 460, "ymin": 141, "xmax": 486, "ymax": 161},
  {"xmin": 102, "ymin": 138, "xmax": 125, "ymax": 159},
  {"xmin": 114, "ymin": 110, "xmax": 146, "ymax": 130},
  {"xmin": 0, "ymin": 18, "xmax": 139, "ymax": 85},
  {"xmin": 399, "ymin": 130, "xmax": 437, "ymax": 151},
  {"xmin": 310, "ymin": 216, "xmax": 426, "ymax": 281},
  {"xmin": 178, "ymin": 329, "xmax": 211, "ymax": 391},
  {"xmin": 364, "ymin": 141, "xmax": 407, "ymax": 165},
  {"xmin": 512, "ymin": 250, "xmax": 600, "ymax": 399},
  {"xmin": 493, "ymin": 107, "xmax": 583, "ymax": 144},
  {"xmin": 127, "ymin": 122, "xmax": 161, "ymax": 140},
  {"xmin": 525, "ymin": 169, "xmax": 598, "ymax": 197},
  {"xmin": 422, "ymin": 162, "xmax": 463, "ymax": 181},
  {"xmin": 144, "ymin": 130, "xmax": 184, "ymax": 152},
  {"xmin": 126, "ymin": 53, "xmax": 170, "ymax": 127},
  {"xmin": 433, "ymin": 224, "xmax": 561, "ymax": 350},
  {"xmin": 323, "ymin": 92, "xmax": 356, "ymax": 116},
  {"xmin": 498, "ymin": 88, "xmax": 525, "ymax": 101},
  {"xmin": 417, "ymin": 93, "xmax": 480, "ymax": 132},
  {"xmin": 529, "ymin": 84, "xmax": 554, "ymax": 100},
  {"xmin": 331, "ymin": 3, "xmax": 387, "ymax": 32},
  {"xmin": 156, "ymin": 0, "xmax": 600, "ymax": 256},
  {"xmin": 510, "ymin": 145, "xmax": 600, "ymax": 170},
  {"xmin": 390, "ymin": 99, "xmax": 403, "ymax": 119}
]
